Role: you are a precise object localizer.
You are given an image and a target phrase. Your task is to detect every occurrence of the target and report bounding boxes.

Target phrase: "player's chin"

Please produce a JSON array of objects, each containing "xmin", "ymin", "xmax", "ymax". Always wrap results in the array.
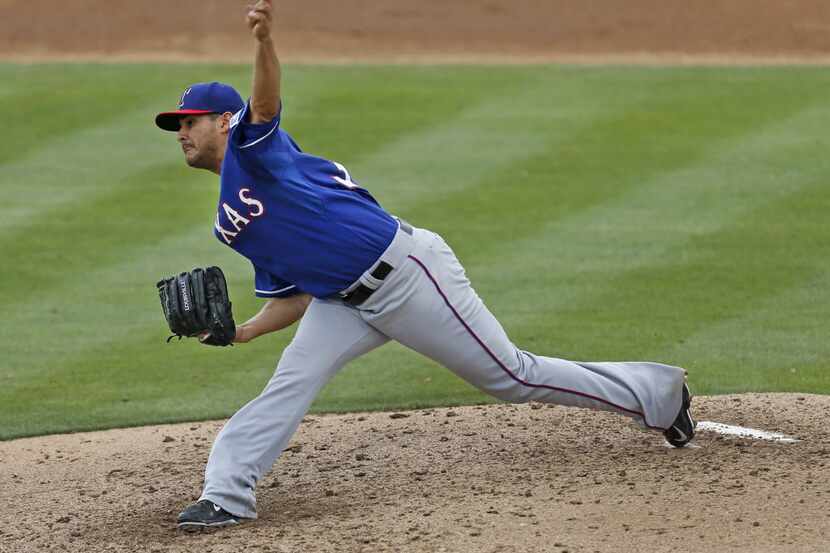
[{"xmin": 183, "ymin": 151, "xmax": 204, "ymax": 168}]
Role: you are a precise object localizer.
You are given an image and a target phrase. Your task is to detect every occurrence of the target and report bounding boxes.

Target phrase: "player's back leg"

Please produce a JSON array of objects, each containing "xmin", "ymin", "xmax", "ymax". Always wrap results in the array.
[{"xmin": 358, "ymin": 229, "xmax": 687, "ymax": 433}]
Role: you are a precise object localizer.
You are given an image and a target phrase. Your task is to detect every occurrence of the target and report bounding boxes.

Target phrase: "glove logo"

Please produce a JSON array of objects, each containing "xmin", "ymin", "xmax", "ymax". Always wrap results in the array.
[{"xmin": 178, "ymin": 279, "xmax": 191, "ymax": 312}]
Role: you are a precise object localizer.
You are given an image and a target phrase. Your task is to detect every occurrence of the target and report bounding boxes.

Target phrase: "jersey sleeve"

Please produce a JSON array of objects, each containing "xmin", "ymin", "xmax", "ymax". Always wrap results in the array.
[
  {"xmin": 228, "ymin": 100, "xmax": 283, "ymax": 151},
  {"xmin": 252, "ymin": 263, "xmax": 301, "ymax": 299}
]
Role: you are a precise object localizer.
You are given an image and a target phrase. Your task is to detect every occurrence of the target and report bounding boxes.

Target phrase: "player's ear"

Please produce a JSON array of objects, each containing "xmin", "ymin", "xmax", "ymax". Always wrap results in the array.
[{"xmin": 217, "ymin": 112, "xmax": 233, "ymax": 135}]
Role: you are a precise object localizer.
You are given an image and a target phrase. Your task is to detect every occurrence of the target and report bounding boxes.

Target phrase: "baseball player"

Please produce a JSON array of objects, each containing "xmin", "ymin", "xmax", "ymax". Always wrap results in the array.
[{"xmin": 156, "ymin": 0, "xmax": 695, "ymax": 532}]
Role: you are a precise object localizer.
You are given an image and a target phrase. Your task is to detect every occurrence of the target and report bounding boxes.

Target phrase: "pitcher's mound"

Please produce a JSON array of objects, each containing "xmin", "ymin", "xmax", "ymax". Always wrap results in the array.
[{"xmin": 2, "ymin": 393, "xmax": 828, "ymax": 552}]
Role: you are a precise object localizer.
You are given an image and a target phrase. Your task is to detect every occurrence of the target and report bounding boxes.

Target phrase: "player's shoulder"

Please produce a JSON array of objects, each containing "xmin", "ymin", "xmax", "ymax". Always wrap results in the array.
[{"xmin": 228, "ymin": 102, "xmax": 286, "ymax": 153}]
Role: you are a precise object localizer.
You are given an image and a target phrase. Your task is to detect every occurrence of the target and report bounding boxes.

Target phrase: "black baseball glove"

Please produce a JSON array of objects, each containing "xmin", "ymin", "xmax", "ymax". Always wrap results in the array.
[{"xmin": 156, "ymin": 266, "xmax": 236, "ymax": 346}]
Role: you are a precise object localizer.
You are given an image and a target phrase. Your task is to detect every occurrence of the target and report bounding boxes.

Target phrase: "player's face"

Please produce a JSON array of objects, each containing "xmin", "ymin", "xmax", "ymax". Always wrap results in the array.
[{"xmin": 177, "ymin": 115, "xmax": 224, "ymax": 171}]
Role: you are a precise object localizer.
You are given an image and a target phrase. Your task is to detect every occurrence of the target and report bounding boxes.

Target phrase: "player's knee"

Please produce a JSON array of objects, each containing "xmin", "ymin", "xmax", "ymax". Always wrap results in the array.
[
  {"xmin": 482, "ymin": 381, "xmax": 535, "ymax": 403},
  {"xmin": 273, "ymin": 343, "xmax": 340, "ymax": 381},
  {"xmin": 480, "ymin": 358, "xmax": 539, "ymax": 403}
]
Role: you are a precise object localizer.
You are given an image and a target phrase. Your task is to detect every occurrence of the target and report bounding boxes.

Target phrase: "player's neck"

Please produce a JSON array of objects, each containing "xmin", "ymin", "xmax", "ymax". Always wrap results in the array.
[{"xmin": 210, "ymin": 152, "xmax": 225, "ymax": 175}]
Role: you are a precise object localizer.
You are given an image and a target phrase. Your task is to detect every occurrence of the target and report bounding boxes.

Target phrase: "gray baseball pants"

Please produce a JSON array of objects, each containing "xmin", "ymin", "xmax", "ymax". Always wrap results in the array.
[{"xmin": 201, "ymin": 224, "xmax": 687, "ymax": 518}]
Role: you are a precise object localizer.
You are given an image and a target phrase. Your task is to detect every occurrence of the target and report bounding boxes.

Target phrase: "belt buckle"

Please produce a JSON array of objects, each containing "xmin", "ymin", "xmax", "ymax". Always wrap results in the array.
[{"xmin": 342, "ymin": 261, "xmax": 395, "ymax": 307}]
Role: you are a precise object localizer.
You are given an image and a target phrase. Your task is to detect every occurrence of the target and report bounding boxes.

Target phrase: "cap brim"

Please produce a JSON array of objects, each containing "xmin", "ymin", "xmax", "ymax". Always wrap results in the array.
[{"xmin": 155, "ymin": 109, "xmax": 215, "ymax": 131}]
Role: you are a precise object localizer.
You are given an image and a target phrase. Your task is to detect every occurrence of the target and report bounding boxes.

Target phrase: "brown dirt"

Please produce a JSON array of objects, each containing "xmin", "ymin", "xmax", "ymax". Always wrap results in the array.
[
  {"xmin": 2, "ymin": 394, "xmax": 829, "ymax": 553},
  {"xmin": 2, "ymin": 0, "xmax": 830, "ymax": 63}
]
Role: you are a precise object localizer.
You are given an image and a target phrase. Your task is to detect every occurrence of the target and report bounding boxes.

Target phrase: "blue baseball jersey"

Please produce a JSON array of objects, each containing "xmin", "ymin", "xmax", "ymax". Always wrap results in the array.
[{"xmin": 213, "ymin": 102, "xmax": 398, "ymax": 299}]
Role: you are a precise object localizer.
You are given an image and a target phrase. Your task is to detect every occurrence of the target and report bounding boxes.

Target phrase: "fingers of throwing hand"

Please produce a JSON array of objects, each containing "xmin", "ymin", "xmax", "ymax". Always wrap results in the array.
[
  {"xmin": 247, "ymin": 0, "xmax": 272, "ymax": 19},
  {"xmin": 247, "ymin": 11, "xmax": 262, "ymax": 26},
  {"xmin": 245, "ymin": 0, "xmax": 272, "ymax": 41},
  {"xmin": 247, "ymin": 8, "xmax": 272, "ymax": 33}
]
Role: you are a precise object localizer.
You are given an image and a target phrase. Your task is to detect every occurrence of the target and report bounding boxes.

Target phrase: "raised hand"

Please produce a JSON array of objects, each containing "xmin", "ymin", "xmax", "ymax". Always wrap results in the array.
[{"xmin": 247, "ymin": 0, "xmax": 273, "ymax": 42}]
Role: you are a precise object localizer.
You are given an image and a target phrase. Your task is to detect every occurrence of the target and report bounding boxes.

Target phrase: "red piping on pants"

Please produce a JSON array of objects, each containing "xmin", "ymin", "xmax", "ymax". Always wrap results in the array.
[{"xmin": 406, "ymin": 254, "xmax": 665, "ymax": 431}]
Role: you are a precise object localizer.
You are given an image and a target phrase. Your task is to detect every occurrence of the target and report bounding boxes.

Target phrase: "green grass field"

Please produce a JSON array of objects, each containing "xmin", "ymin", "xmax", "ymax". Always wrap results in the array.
[{"xmin": 1, "ymin": 63, "xmax": 828, "ymax": 440}]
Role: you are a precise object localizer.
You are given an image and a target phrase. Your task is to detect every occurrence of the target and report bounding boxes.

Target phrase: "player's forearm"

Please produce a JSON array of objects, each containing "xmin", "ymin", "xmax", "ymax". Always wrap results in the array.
[
  {"xmin": 235, "ymin": 293, "xmax": 311, "ymax": 343},
  {"xmin": 249, "ymin": 33, "xmax": 281, "ymax": 123}
]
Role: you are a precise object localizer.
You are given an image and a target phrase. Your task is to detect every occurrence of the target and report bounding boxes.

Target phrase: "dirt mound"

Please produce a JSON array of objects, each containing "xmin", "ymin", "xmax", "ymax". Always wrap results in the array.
[
  {"xmin": 2, "ymin": 394, "xmax": 828, "ymax": 552},
  {"xmin": 2, "ymin": 0, "xmax": 830, "ymax": 63}
]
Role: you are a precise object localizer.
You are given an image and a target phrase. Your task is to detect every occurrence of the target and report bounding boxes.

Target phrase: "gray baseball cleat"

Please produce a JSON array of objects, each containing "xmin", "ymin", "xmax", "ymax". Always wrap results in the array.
[
  {"xmin": 177, "ymin": 499, "xmax": 242, "ymax": 532},
  {"xmin": 664, "ymin": 383, "xmax": 695, "ymax": 447}
]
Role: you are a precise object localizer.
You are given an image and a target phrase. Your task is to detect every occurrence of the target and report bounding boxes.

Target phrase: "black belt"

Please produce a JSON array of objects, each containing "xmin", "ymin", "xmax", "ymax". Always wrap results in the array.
[{"xmin": 341, "ymin": 219, "xmax": 413, "ymax": 307}]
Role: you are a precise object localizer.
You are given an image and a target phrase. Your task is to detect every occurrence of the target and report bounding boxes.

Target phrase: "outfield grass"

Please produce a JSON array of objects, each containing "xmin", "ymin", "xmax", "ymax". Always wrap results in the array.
[{"xmin": 1, "ymin": 63, "xmax": 828, "ymax": 440}]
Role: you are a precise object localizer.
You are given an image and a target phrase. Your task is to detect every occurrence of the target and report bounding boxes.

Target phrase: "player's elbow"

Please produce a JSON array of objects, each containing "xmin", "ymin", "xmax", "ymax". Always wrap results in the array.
[{"xmin": 249, "ymin": 98, "xmax": 279, "ymax": 123}]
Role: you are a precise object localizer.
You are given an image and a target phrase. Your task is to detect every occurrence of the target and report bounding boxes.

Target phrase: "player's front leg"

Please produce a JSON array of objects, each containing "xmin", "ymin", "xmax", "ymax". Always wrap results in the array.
[{"xmin": 186, "ymin": 298, "xmax": 388, "ymax": 524}]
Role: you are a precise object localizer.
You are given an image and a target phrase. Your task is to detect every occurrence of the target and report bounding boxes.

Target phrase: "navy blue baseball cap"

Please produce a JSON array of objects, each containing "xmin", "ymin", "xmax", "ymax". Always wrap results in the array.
[{"xmin": 155, "ymin": 82, "xmax": 245, "ymax": 132}]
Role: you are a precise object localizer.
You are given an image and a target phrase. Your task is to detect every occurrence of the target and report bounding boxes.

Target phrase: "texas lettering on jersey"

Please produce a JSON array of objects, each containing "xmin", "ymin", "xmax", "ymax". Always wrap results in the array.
[
  {"xmin": 215, "ymin": 162, "xmax": 363, "ymax": 245},
  {"xmin": 214, "ymin": 187, "xmax": 266, "ymax": 244}
]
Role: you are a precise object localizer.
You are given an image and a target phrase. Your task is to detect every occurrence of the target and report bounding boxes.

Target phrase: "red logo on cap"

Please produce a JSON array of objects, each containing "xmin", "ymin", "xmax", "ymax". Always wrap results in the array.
[{"xmin": 178, "ymin": 88, "xmax": 192, "ymax": 109}]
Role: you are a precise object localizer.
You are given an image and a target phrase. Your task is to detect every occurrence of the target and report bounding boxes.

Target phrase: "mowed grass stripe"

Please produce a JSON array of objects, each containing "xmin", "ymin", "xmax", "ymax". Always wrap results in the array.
[
  {"xmin": 347, "ymin": 68, "xmax": 681, "ymax": 215},
  {"xmin": 3, "ymin": 223, "xmax": 239, "ymax": 377},
  {"xmin": 0, "ymin": 64, "xmax": 257, "ymax": 166},
  {"xmin": 0, "ymin": 64, "xmax": 173, "ymax": 165},
  {"xmin": 650, "ymin": 181, "xmax": 830, "ymax": 392},
  {"xmin": 469, "ymin": 101, "xmax": 828, "ymax": 379},
  {"xmin": 469, "ymin": 96, "xmax": 828, "ymax": 304},
  {"xmin": 0, "ymin": 162, "xmax": 214, "ymax": 311},
  {"xmin": 281, "ymin": 65, "xmax": 529, "ymax": 166},
  {"xmin": 0, "ymin": 226, "xmax": 282, "ymax": 438},
  {"xmin": 2, "ymin": 105, "xmax": 183, "ymax": 233},
  {"xmin": 401, "ymin": 68, "xmax": 818, "ymax": 261}
]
